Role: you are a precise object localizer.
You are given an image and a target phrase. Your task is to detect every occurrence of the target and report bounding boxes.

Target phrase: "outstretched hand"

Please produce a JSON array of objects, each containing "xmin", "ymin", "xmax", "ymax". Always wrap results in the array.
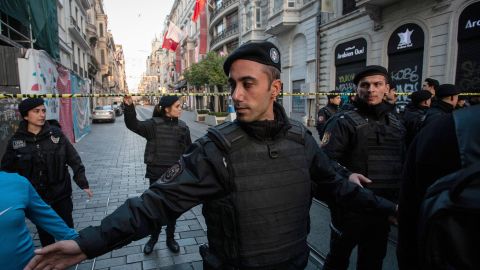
[
  {"xmin": 24, "ymin": 240, "xmax": 87, "ymax": 270},
  {"xmin": 348, "ymin": 173, "xmax": 372, "ymax": 188}
]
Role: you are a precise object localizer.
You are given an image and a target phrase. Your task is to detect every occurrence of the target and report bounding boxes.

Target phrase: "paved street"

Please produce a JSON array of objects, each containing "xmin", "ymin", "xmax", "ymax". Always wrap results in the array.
[{"xmin": 29, "ymin": 106, "xmax": 323, "ymax": 270}]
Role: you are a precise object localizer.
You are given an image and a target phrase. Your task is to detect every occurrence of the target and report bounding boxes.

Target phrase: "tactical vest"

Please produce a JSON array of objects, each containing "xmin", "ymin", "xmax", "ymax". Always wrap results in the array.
[
  {"xmin": 144, "ymin": 117, "xmax": 188, "ymax": 167},
  {"xmin": 341, "ymin": 110, "xmax": 404, "ymax": 197},
  {"xmin": 203, "ymin": 120, "xmax": 311, "ymax": 268}
]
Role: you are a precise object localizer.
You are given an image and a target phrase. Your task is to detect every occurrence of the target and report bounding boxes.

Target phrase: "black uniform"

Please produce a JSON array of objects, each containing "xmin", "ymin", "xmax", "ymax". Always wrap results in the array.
[
  {"xmin": 422, "ymin": 99, "xmax": 455, "ymax": 127},
  {"xmin": 402, "ymin": 103, "xmax": 429, "ymax": 148},
  {"xmin": 397, "ymin": 105, "xmax": 480, "ymax": 269},
  {"xmin": 1, "ymin": 121, "xmax": 89, "ymax": 246},
  {"xmin": 316, "ymin": 103, "xmax": 338, "ymax": 140},
  {"xmin": 74, "ymin": 103, "xmax": 395, "ymax": 269},
  {"xmin": 123, "ymin": 103, "xmax": 191, "ymax": 247},
  {"xmin": 321, "ymin": 99, "xmax": 405, "ymax": 270}
]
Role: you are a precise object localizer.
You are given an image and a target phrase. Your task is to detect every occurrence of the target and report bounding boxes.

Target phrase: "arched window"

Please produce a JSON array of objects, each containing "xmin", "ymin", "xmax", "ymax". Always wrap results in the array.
[
  {"xmin": 334, "ymin": 38, "xmax": 367, "ymax": 103},
  {"xmin": 455, "ymin": 2, "xmax": 480, "ymax": 92},
  {"xmin": 387, "ymin": 23, "xmax": 425, "ymax": 104}
]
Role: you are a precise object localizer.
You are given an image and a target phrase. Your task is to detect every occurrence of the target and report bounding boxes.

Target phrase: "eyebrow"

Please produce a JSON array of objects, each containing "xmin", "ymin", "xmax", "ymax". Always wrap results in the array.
[{"xmin": 228, "ymin": 76, "xmax": 257, "ymax": 83}]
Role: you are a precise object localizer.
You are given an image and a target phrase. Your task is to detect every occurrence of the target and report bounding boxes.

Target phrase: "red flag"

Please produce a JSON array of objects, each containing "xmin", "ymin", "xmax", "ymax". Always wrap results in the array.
[
  {"xmin": 191, "ymin": 0, "xmax": 206, "ymax": 22},
  {"xmin": 162, "ymin": 31, "xmax": 179, "ymax": 51}
]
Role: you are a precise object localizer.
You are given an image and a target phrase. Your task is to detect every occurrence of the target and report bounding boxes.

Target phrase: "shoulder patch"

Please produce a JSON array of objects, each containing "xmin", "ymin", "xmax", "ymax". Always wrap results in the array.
[
  {"xmin": 50, "ymin": 135, "xmax": 60, "ymax": 144},
  {"xmin": 12, "ymin": 140, "xmax": 26, "ymax": 149},
  {"xmin": 318, "ymin": 115, "xmax": 325, "ymax": 123},
  {"xmin": 160, "ymin": 162, "xmax": 183, "ymax": 183},
  {"xmin": 321, "ymin": 131, "xmax": 331, "ymax": 147}
]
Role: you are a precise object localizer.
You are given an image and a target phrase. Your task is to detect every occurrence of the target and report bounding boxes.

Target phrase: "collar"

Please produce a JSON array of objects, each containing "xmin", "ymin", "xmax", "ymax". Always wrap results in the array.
[{"xmin": 239, "ymin": 102, "xmax": 290, "ymax": 141}]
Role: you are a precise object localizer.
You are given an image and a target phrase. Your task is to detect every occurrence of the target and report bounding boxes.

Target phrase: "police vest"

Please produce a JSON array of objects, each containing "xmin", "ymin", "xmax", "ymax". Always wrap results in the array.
[
  {"xmin": 342, "ymin": 110, "xmax": 405, "ymax": 196},
  {"xmin": 203, "ymin": 120, "xmax": 311, "ymax": 268},
  {"xmin": 144, "ymin": 117, "xmax": 188, "ymax": 167}
]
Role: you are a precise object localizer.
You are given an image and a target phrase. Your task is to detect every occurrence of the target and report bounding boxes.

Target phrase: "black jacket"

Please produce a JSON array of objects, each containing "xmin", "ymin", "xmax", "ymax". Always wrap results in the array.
[
  {"xmin": 422, "ymin": 99, "xmax": 454, "ymax": 127},
  {"xmin": 402, "ymin": 103, "xmax": 429, "ymax": 148},
  {"xmin": 1, "ymin": 121, "xmax": 89, "ymax": 203},
  {"xmin": 123, "ymin": 103, "xmax": 192, "ymax": 179},
  {"xmin": 74, "ymin": 103, "xmax": 396, "ymax": 267},
  {"xmin": 316, "ymin": 103, "xmax": 338, "ymax": 139},
  {"xmin": 397, "ymin": 112, "xmax": 463, "ymax": 270}
]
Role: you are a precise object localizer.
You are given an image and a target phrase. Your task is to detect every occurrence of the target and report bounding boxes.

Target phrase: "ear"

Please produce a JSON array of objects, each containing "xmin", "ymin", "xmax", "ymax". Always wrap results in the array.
[{"xmin": 270, "ymin": 79, "xmax": 282, "ymax": 99}]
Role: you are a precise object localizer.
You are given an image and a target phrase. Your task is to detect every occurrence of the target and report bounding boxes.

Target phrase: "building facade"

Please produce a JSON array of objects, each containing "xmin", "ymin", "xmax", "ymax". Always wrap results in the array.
[
  {"xmin": 68, "ymin": 0, "xmax": 92, "ymax": 79},
  {"xmin": 318, "ymin": 0, "xmax": 480, "ymax": 108}
]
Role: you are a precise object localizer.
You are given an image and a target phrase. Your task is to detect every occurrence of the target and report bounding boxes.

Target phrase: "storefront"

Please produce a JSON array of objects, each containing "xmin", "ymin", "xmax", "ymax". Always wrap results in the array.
[
  {"xmin": 387, "ymin": 23, "xmax": 425, "ymax": 105},
  {"xmin": 335, "ymin": 38, "xmax": 367, "ymax": 103},
  {"xmin": 455, "ymin": 1, "xmax": 480, "ymax": 92}
]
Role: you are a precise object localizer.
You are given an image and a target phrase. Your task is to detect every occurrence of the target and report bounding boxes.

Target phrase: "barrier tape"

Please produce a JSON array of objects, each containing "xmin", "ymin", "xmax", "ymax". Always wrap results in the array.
[{"xmin": 1, "ymin": 92, "xmax": 479, "ymax": 99}]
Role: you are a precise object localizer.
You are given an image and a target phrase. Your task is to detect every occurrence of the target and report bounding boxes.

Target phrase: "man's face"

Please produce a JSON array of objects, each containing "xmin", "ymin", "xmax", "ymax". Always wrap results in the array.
[
  {"xmin": 422, "ymin": 81, "xmax": 435, "ymax": 95},
  {"xmin": 330, "ymin": 96, "xmax": 341, "ymax": 106},
  {"xmin": 228, "ymin": 60, "xmax": 281, "ymax": 122},
  {"xmin": 356, "ymin": 75, "xmax": 390, "ymax": 106},
  {"xmin": 24, "ymin": 104, "xmax": 46, "ymax": 127},
  {"xmin": 385, "ymin": 88, "xmax": 398, "ymax": 104}
]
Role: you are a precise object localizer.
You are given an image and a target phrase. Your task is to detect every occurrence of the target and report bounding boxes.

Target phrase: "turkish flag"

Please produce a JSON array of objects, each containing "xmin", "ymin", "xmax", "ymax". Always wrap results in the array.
[
  {"xmin": 162, "ymin": 31, "xmax": 178, "ymax": 51},
  {"xmin": 191, "ymin": 0, "xmax": 206, "ymax": 22}
]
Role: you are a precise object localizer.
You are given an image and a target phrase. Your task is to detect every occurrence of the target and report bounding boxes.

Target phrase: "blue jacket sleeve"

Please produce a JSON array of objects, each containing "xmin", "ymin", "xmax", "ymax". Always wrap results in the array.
[{"xmin": 25, "ymin": 182, "xmax": 78, "ymax": 241}]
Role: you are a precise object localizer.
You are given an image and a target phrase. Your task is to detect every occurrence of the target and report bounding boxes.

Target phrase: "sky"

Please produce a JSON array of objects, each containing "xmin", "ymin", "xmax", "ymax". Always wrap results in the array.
[{"xmin": 103, "ymin": 0, "xmax": 175, "ymax": 91}]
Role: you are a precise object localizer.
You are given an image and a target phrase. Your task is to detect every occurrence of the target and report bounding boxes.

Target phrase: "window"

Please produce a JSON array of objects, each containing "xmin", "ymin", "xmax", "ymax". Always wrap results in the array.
[
  {"xmin": 99, "ymin": 23, "xmax": 104, "ymax": 37},
  {"xmin": 273, "ymin": 0, "xmax": 283, "ymax": 12},
  {"xmin": 343, "ymin": 0, "xmax": 357, "ymax": 15},
  {"xmin": 288, "ymin": 0, "xmax": 295, "ymax": 8},
  {"xmin": 215, "ymin": 23, "xmax": 224, "ymax": 36},
  {"xmin": 292, "ymin": 80, "xmax": 306, "ymax": 113},
  {"xmin": 58, "ymin": 5, "xmax": 65, "ymax": 28},
  {"xmin": 255, "ymin": 6, "xmax": 262, "ymax": 28},
  {"xmin": 101, "ymin": 49, "xmax": 105, "ymax": 65},
  {"xmin": 225, "ymin": 12, "xmax": 238, "ymax": 28}
]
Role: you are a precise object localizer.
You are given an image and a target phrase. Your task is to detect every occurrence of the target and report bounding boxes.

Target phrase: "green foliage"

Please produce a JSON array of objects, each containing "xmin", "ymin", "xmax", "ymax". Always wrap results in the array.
[
  {"xmin": 196, "ymin": 109, "xmax": 210, "ymax": 114},
  {"xmin": 184, "ymin": 52, "xmax": 228, "ymax": 87},
  {"xmin": 208, "ymin": 111, "xmax": 229, "ymax": 117}
]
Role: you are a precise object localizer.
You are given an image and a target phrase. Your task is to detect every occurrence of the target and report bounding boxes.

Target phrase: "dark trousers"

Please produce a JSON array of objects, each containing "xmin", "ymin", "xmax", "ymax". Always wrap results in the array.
[
  {"xmin": 149, "ymin": 178, "xmax": 176, "ymax": 241},
  {"xmin": 323, "ymin": 217, "xmax": 390, "ymax": 270},
  {"xmin": 36, "ymin": 197, "xmax": 74, "ymax": 247}
]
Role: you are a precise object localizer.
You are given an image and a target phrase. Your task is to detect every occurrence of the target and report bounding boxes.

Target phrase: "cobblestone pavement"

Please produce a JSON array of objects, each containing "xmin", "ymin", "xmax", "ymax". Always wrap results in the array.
[{"xmin": 28, "ymin": 107, "xmax": 322, "ymax": 269}]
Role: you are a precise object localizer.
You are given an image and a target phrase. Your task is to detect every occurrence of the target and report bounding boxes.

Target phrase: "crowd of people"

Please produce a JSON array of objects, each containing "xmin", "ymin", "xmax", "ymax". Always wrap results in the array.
[{"xmin": 0, "ymin": 41, "xmax": 478, "ymax": 270}]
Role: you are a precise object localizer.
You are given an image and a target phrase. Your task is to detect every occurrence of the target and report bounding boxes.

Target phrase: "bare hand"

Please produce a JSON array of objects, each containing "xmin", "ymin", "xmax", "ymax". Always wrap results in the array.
[
  {"xmin": 24, "ymin": 240, "xmax": 87, "ymax": 270},
  {"xmin": 348, "ymin": 173, "xmax": 372, "ymax": 188},
  {"xmin": 83, "ymin": 188, "xmax": 93, "ymax": 198},
  {"xmin": 123, "ymin": 95, "xmax": 133, "ymax": 105},
  {"xmin": 388, "ymin": 204, "xmax": 399, "ymax": 225}
]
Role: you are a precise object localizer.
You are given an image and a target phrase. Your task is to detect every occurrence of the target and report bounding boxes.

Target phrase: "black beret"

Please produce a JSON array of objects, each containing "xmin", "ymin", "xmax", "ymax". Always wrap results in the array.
[
  {"xmin": 223, "ymin": 41, "xmax": 281, "ymax": 75},
  {"xmin": 327, "ymin": 90, "xmax": 341, "ymax": 99},
  {"xmin": 436, "ymin": 84, "xmax": 461, "ymax": 97},
  {"xmin": 410, "ymin": 90, "xmax": 432, "ymax": 105},
  {"xmin": 353, "ymin": 65, "xmax": 390, "ymax": 85},
  {"xmin": 159, "ymin": 95, "xmax": 179, "ymax": 108},
  {"xmin": 19, "ymin": 98, "xmax": 44, "ymax": 117}
]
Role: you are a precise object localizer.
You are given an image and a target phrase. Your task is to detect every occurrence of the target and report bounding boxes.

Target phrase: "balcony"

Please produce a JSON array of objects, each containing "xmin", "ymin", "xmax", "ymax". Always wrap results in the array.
[
  {"xmin": 356, "ymin": 0, "xmax": 401, "ymax": 7},
  {"xmin": 210, "ymin": 23, "xmax": 239, "ymax": 51},
  {"xmin": 210, "ymin": 0, "xmax": 239, "ymax": 27},
  {"xmin": 69, "ymin": 16, "xmax": 90, "ymax": 49},
  {"xmin": 265, "ymin": 5, "xmax": 300, "ymax": 35}
]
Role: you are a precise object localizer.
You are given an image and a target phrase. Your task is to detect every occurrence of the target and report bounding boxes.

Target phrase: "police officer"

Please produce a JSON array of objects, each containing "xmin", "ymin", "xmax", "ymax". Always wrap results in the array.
[
  {"xmin": 1, "ymin": 98, "xmax": 93, "ymax": 247},
  {"xmin": 422, "ymin": 78, "xmax": 439, "ymax": 97},
  {"xmin": 25, "ymin": 42, "xmax": 396, "ymax": 270},
  {"xmin": 422, "ymin": 84, "xmax": 461, "ymax": 127},
  {"xmin": 321, "ymin": 65, "xmax": 405, "ymax": 270},
  {"xmin": 397, "ymin": 102, "xmax": 480, "ymax": 270},
  {"xmin": 123, "ymin": 95, "xmax": 192, "ymax": 254},
  {"xmin": 316, "ymin": 90, "xmax": 341, "ymax": 140},
  {"xmin": 403, "ymin": 90, "xmax": 432, "ymax": 147}
]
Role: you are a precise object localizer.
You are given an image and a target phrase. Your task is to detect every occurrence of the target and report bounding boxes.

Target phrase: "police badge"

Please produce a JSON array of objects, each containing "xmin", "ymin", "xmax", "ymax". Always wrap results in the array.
[
  {"xmin": 269, "ymin": 47, "xmax": 279, "ymax": 64},
  {"xmin": 12, "ymin": 140, "xmax": 26, "ymax": 149},
  {"xmin": 161, "ymin": 162, "xmax": 183, "ymax": 183},
  {"xmin": 51, "ymin": 135, "xmax": 60, "ymax": 144}
]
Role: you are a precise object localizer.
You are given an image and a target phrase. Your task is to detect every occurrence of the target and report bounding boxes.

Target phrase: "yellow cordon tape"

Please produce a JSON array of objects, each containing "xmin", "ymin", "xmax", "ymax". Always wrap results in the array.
[{"xmin": 1, "ymin": 92, "xmax": 479, "ymax": 99}]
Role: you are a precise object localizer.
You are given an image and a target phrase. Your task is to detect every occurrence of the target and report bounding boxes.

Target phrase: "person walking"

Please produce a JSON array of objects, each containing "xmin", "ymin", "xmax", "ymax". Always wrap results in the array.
[
  {"xmin": 321, "ymin": 65, "xmax": 405, "ymax": 270},
  {"xmin": 123, "ymin": 95, "xmax": 191, "ymax": 254},
  {"xmin": 316, "ymin": 90, "xmax": 341, "ymax": 140},
  {"xmin": 0, "ymin": 171, "xmax": 79, "ymax": 270},
  {"xmin": 24, "ymin": 42, "xmax": 396, "ymax": 270},
  {"xmin": 1, "ymin": 98, "xmax": 92, "ymax": 247}
]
